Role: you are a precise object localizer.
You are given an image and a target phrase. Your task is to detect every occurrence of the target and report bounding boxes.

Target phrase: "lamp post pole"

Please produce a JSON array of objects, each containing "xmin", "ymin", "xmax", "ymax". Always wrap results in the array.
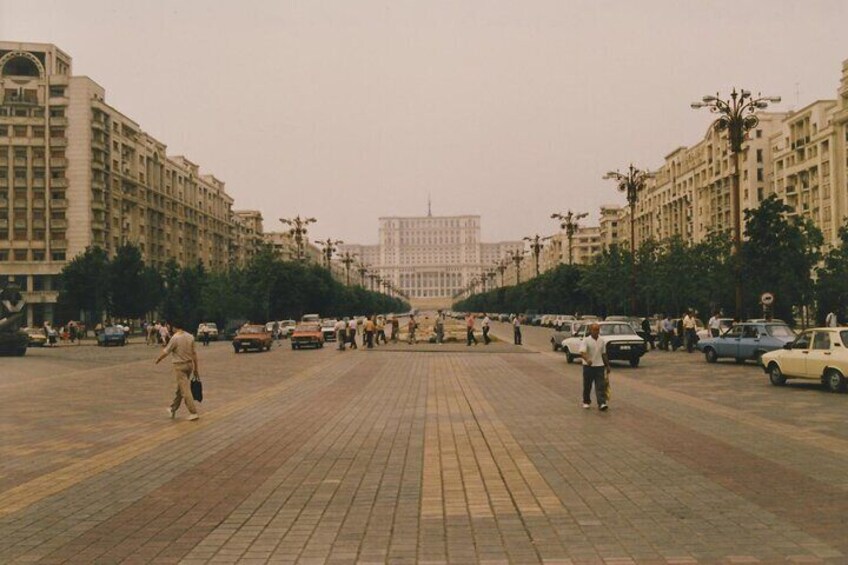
[
  {"xmin": 316, "ymin": 238, "xmax": 343, "ymax": 270},
  {"xmin": 357, "ymin": 263, "xmax": 368, "ymax": 287},
  {"xmin": 692, "ymin": 88, "xmax": 780, "ymax": 319},
  {"xmin": 280, "ymin": 215, "xmax": 317, "ymax": 261},
  {"xmin": 496, "ymin": 260, "xmax": 507, "ymax": 288},
  {"xmin": 551, "ymin": 210, "xmax": 588, "ymax": 265},
  {"xmin": 604, "ymin": 165, "xmax": 652, "ymax": 315},
  {"xmin": 509, "ymin": 250, "xmax": 526, "ymax": 285},
  {"xmin": 339, "ymin": 252, "xmax": 356, "ymax": 285},
  {"xmin": 523, "ymin": 234, "xmax": 545, "ymax": 277}
]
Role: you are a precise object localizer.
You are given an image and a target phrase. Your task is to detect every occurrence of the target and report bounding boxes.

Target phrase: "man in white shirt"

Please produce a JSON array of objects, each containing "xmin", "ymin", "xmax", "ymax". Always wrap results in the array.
[
  {"xmin": 335, "ymin": 319, "xmax": 348, "ymax": 350},
  {"xmin": 826, "ymin": 311, "xmax": 838, "ymax": 327},
  {"xmin": 708, "ymin": 311, "xmax": 721, "ymax": 337},
  {"xmin": 682, "ymin": 310, "xmax": 697, "ymax": 353},
  {"xmin": 579, "ymin": 323, "xmax": 611, "ymax": 411},
  {"xmin": 512, "ymin": 315, "xmax": 522, "ymax": 345},
  {"xmin": 481, "ymin": 314, "xmax": 492, "ymax": 345}
]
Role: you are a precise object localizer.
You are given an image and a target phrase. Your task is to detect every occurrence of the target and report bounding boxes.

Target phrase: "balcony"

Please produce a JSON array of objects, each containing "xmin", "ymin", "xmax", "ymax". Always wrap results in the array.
[
  {"xmin": 49, "ymin": 137, "xmax": 67, "ymax": 147},
  {"xmin": 50, "ymin": 199, "xmax": 68, "ymax": 208},
  {"xmin": 33, "ymin": 157, "xmax": 46, "ymax": 167},
  {"xmin": 13, "ymin": 178, "xmax": 28, "ymax": 188},
  {"xmin": 51, "ymin": 219, "xmax": 67, "ymax": 229},
  {"xmin": 0, "ymin": 198, "xmax": 7, "ymax": 208},
  {"xmin": 91, "ymin": 118, "xmax": 107, "ymax": 131},
  {"xmin": 0, "ymin": 178, "xmax": 8, "ymax": 188},
  {"xmin": 91, "ymin": 199, "xmax": 105, "ymax": 210},
  {"xmin": 48, "ymin": 96, "xmax": 69, "ymax": 106},
  {"xmin": 32, "ymin": 219, "xmax": 45, "ymax": 229},
  {"xmin": 32, "ymin": 198, "xmax": 45, "ymax": 208},
  {"xmin": 0, "ymin": 219, "xmax": 7, "ymax": 228},
  {"xmin": 50, "ymin": 239, "xmax": 68, "ymax": 249},
  {"xmin": 50, "ymin": 157, "xmax": 68, "ymax": 168},
  {"xmin": 32, "ymin": 178, "xmax": 45, "ymax": 188},
  {"xmin": 51, "ymin": 178, "xmax": 68, "ymax": 188},
  {"xmin": 50, "ymin": 117, "xmax": 68, "ymax": 127},
  {"xmin": 13, "ymin": 199, "xmax": 28, "ymax": 209},
  {"xmin": 91, "ymin": 220, "xmax": 106, "ymax": 231},
  {"xmin": 0, "ymin": 157, "xmax": 7, "ymax": 166},
  {"xmin": 13, "ymin": 157, "xmax": 27, "ymax": 167},
  {"xmin": 4, "ymin": 93, "xmax": 38, "ymax": 106}
]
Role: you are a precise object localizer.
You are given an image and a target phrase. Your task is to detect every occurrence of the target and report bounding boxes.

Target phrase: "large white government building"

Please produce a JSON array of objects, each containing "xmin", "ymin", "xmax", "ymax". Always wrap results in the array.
[{"xmin": 340, "ymin": 214, "xmax": 523, "ymax": 309}]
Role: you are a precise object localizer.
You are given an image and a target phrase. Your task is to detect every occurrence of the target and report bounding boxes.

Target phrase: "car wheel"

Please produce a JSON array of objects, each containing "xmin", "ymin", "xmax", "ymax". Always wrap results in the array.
[
  {"xmin": 551, "ymin": 339, "xmax": 558, "ymax": 352},
  {"xmin": 318, "ymin": 343, "xmax": 324, "ymax": 349},
  {"xmin": 564, "ymin": 348, "xmax": 574, "ymax": 364},
  {"xmin": 292, "ymin": 344, "xmax": 298, "ymax": 350},
  {"xmin": 824, "ymin": 369, "xmax": 846, "ymax": 393},
  {"xmin": 233, "ymin": 345, "xmax": 240, "ymax": 353},
  {"xmin": 629, "ymin": 357, "xmax": 640, "ymax": 368},
  {"xmin": 704, "ymin": 348, "xmax": 718, "ymax": 363},
  {"xmin": 768, "ymin": 363, "xmax": 786, "ymax": 386}
]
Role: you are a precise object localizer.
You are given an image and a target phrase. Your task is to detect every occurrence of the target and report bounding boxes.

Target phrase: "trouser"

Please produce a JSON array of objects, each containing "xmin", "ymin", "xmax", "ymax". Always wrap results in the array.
[
  {"xmin": 513, "ymin": 327, "xmax": 522, "ymax": 345},
  {"xmin": 408, "ymin": 330, "xmax": 416, "ymax": 344},
  {"xmin": 435, "ymin": 328, "xmax": 443, "ymax": 343},
  {"xmin": 710, "ymin": 328, "xmax": 719, "ymax": 337},
  {"xmin": 202, "ymin": 334, "xmax": 210, "ymax": 346},
  {"xmin": 685, "ymin": 328, "xmax": 697, "ymax": 352},
  {"xmin": 482, "ymin": 326, "xmax": 490, "ymax": 344},
  {"xmin": 376, "ymin": 329, "xmax": 386, "ymax": 344},
  {"xmin": 392, "ymin": 327, "xmax": 399, "ymax": 342},
  {"xmin": 348, "ymin": 331, "xmax": 357, "ymax": 348},
  {"xmin": 467, "ymin": 328, "xmax": 477, "ymax": 345},
  {"xmin": 170, "ymin": 362, "xmax": 198, "ymax": 415},
  {"xmin": 366, "ymin": 331, "xmax": 374, "ymax": 348},
  {"xmin": 582, "ymin": 365, "xmax": 607, "ymax": 406},
  {"xmin": 658, "ymin": 330, "xmax": 669, "ymax": 350},
  {"xmin": 337, "ymin": 330, "xmax": 346, "ymax": 350}
]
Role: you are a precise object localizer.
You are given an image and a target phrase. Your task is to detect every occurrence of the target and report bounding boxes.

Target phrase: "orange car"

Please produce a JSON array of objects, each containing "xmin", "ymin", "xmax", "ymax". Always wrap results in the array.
[
  {"xmin": 232, "ymin": 325, "xmax": 273, "ymax": 353},
  {"xmin": 291, "ymin": 323, "xmax": 324, "ymax": 350}
]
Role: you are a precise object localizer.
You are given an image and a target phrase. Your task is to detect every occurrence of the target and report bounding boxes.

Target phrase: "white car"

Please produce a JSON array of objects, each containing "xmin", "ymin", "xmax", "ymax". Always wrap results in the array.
[
  {"xmin": 197, "ymin": 322, "xmax": 219, "ymax": 338},
  {"xmin": 279, "ymin": 320, "xmax": 296, "ymax": 338},
  {"xmin": 761, "ymin": 327, "xmax": 848, "ymax": 393},
  {"xmin": 561, "ymin": 321, "xmax": 648, "ymax": 367}
]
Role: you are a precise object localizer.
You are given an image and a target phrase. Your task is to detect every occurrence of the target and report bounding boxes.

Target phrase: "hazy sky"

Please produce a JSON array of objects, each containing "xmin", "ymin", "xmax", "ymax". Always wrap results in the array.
[{"xmin": 2, "ymin": 1, "xmax": 847, "ymax": 244}]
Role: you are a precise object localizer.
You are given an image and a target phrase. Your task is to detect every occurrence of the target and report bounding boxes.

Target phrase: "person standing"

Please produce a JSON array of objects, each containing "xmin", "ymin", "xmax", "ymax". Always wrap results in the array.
[
  {"xmin": 640, "ymin": 317, "xmax": 654, "ymax": 350},
  {"xmin": 434, "ymin": 314, "xmax": 444, "ymax": 344},
  {"xmin": 682, "ymin": 310, "xmax": 697, "ymax": 353},
  {"xmin": 407, "ymin": 315, "xmax": 418, "ymax": 344},
  {"xmin": 364, "ymin": 316, "xmax": 376, "ymax": 349},
  {"xmin": 376, "ymin": 316, "xmax": 387, "ymax": 344},
  {"xmin": 482, "ymin": 313, "xmax": 491, "ymax": 345},
  {"xmin": 660, "ymin": 315, "xmax": 673, "ymax": 351},
  {"xmin": 347, "ymin": 318, "xmax": 358, "ymax": 349},
  {"xmin": 826, "ymin": 310, "xmax": 838, "ymax": 327},
  {"xmin": 579, "ymin": 323, "xmax": 610, "ymax": 411},
  {"xmin": 336, "ymin": 318, "xmax": 348, "ymax": 350},
  {"xmin": 391, "ymin": 316, "xmax": 400, "ymax": 342},
  {"xmin": 465, "ymin": 314, "xmax": 478, "ymax": 346},
  {"xmin": 200, "ymin": 325, "xmax": 211, "ymax": 347},
  {"xmin": 708, "ymin": 311, "xmax": 722, "ymax": 337},
  {"xmin": 512, "ymin": 315, "xmax": 522, "ymax": 345},
  {"xmin": 154, "ymin": 319, "xmax": 200, "ymax": 421}
]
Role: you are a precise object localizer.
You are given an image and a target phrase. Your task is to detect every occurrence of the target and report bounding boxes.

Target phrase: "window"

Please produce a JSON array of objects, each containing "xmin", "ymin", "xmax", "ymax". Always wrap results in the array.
[
  {"xmin": 13, "ymin": 249, "xmax": 27, "ymax": 261},
  {"xmin": 51, "ymin": 251, "xmax": 66, "ymax": 261},
  {"xmin": 792, "ymin": 331, "xmax": 812, "ymax": 350},
  {"xmin": 812, "ymin": 332, "xmax": 831, "ymax": 350}
]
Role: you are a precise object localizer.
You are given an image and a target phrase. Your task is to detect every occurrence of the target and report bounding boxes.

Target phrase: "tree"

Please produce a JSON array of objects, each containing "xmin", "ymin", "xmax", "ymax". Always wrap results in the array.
[
  {"xmin": 57, "ymin": 246, "xmax": 110, "ymax": 324},
  {"xmin": 109, "ymin": 243, "xmax": 158, "ymax": 319},
  {"xmin": 816, "ymin": 222, "xmax": 848, "ymax": 324},
  {"xmin": 741, "ymin": 195, "xmax": 823, "ymax": 324}
]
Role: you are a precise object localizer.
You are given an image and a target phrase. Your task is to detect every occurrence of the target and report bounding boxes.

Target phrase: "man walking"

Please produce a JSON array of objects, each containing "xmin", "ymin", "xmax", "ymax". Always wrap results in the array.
[
  {"xmin": 347, "ymin": 317, "xmax": 358, "ymax": 349},
  {"xmin": 376, "ymin": 316, "xmax": 387, "ymax": 344},
  {"xmin": 407, "ymin": 315, "xmax": 418, "ymax": 344},
  {"xmin": 579, "ymin": 323, "xmax": 610, "ymax": 411},
  {"xmin": 154, "ymin": 319, "xmax": 200, "ymax": 421},
  {"xmin": 336, "ymin": 318, "xmax": 348, "ymax": 350},
  {"xmin": 482, "ymin": 313, "xmax": 492, "ymax": 345},
  {"xmin": 682, "ymin": 310, "xmax": 697, "ymax": 353},
  {"xmin": 364, "ymin": 316, "xmax": 375, "ymax": 349},
  {"xmin": 465, "ymin": 313, "xmax": 478, "ymax": 346},
  {"xmin": 434, "ymin": 314, "xmax": 444, "ymax": 344}
]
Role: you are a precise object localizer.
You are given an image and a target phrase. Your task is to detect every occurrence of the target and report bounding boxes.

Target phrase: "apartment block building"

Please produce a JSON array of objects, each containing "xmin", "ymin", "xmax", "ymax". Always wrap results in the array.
[{"xmin": 0, "ymin": 42, "xmax": 238, "ymax": 325}]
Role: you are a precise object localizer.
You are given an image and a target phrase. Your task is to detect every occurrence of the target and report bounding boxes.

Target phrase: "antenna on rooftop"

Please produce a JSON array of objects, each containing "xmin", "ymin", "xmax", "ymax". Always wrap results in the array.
[{"xmin": 427, "ymin": 193, "xmax": 432, "ymax": 217}]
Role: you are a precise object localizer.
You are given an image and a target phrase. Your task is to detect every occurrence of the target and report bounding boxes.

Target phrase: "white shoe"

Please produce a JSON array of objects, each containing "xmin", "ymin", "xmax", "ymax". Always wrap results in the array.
[
  {"xmin": 582, "ymin": 403, "xmax": 591, "ymax": 409},
  {"xmin": 167, "ymin": 407, "xmax": 176, "ymax": 419},
  {"xmin": 187, "ymin": 413, "xmax": 199, "ymax": 421},
  {"xmin": 599, "ymin": 403, "xmax": 609, "ymax": 411}
]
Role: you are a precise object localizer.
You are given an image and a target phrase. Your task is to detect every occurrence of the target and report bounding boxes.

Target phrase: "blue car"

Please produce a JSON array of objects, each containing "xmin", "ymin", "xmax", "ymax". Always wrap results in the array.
[
  {"xmin": 697, "ymin": 322, "xmax": 796, "ymax": 364},
  {"xmin": 97, "ymin": 326, "xmax": 127, "ymax": 347}
]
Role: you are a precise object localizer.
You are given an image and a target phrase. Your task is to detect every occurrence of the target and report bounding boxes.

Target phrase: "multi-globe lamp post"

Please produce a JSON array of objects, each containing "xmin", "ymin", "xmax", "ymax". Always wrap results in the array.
[
  {"xmin": 691, "ymin": 88, "xmax": 780, "ymax": 318},
  {"xmin": 279, "ymin": 215, "xmax": 317, "ymax": 261},
  {"xmin": 604, "ymin": 164, "xmax": 652, "ymax": 314},
  {"xmin": 523, "ymin": 234, "xmax": 545, "ymax": 278},
  {"xmin": 508, "ymin": 249, "xmax": 526, "ymax": 285},
  {"xmin": 339, "ymin": 251, "xmax": 356, "ymax": 286},
  {"xmin": 316, "ymin": 238, "xmax": 343, "ymax": 270},
  {"xmin": 551, "ymin": 210, "xmax": 588, "ymax": 265}
]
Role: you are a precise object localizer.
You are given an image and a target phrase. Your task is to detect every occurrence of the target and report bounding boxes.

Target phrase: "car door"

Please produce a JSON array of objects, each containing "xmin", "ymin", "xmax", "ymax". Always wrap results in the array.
[
  {"xmin": 782, "ymin": 330, "xmax": 812, "ymax": 377},
  {"xmin": 716, "ymin": 325, "xmax": 743, "ymax": 357},
  {"xmin": 738, "ymin": 324, "xmax": 761, "ymax": 359},
  {"xmin": 804, "ymin": 331, "xmax": 833, "ymax": 380}
]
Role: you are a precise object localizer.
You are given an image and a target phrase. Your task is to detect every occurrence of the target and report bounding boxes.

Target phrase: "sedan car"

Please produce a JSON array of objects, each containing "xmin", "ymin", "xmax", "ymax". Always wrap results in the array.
[
  {"xmin": 232, "ymin": 325, "xmax": 273, "ymax": 353},
  {"xmin": 697, "ymin": 322, "xmax": 796, "ymax": 364},
  {"xmin": 197, "ymin": 322, "xmax": 219, "ymax": 339},
  {"xmin": 291, "ymin": 323, "xmax": 324, "ymax": 349},
  {"xmin": 560, "ymin": 321, "xmax": 648, "ymax": 367},
  {"xmin": 761, "ymin": 327, "xmax": 848, "ymax": 392},
  {"xmin": 321, "ymin": 319, "xmax": 338, "ymax": 342},
  {"xmin": 22, "ymin": 327, "xmax": 47, "ymax": 347},
  {"xmin": 97, "ymin": 326, "xmax": 127, "ymax": 346}
]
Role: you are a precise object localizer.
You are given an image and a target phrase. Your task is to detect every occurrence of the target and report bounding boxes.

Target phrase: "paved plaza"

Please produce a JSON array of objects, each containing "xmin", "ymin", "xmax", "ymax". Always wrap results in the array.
[{"xmin": 1, "ymin": 323, "xmax": 848, "ymax": 564}]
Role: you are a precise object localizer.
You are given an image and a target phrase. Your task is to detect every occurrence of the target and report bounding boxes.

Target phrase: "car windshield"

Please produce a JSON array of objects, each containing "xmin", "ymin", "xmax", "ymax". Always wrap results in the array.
[
  {"xmin": 104, "ymin": 327, "xmax": 122, "ymax": 335},
  {"xmin": 205, "ymin": 323, "xmax": 217, "ymax": 329},
  {"xmin": 766, "ymin": 324, "xmax": 795, "ymax": 338},
  {"xmin": 296, "ymin": 324, "xmax": 320, "ymax": 332},
  {"xmin": 599, "ymin": 324, "xmax": 637, "ymax": 336},
  {"xmin": 840, "ymin": 331, "xmax": 848, "ymax": 346},
  {"xmin": 239, "ymin": 327, "xmax": 264, "ymax": 334},
  {"xmin": 321, "ymin": 321, "xmax": 336, "ymax": 328}
]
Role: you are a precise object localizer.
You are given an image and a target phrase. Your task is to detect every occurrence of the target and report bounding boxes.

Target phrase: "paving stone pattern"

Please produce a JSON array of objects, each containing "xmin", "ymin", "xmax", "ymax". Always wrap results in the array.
[{"xmin": 1, "ymin": 327, "xmax": 847, "ymax": 563}]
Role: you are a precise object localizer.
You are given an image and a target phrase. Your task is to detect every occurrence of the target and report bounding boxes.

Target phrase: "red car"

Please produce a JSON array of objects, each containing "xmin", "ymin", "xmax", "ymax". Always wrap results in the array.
[{"xmin": 291, "ymin": 323, "xmax": 324, "ymax": 350}]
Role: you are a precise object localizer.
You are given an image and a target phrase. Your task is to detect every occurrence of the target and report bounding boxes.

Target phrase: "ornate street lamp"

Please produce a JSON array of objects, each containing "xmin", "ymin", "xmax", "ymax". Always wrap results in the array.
[
  {"xmin": 604, "ymin": 164, "xmax": 652, "ymax": 314},
  {"xmin": 692, "ymin": 88, "xmax": 780, "ymax": 318},
  {"xmin": 523, "ymin": 234, "xmax": 545, "ymax": 278},
  {"xmin": 356, "ymin": 262, "xmax": 369, "ymax": 287},
  {"xmin": 495, "ymin": 260, "xmax": 508, "ymax": 288},
  {"xmin": 551, "ymin": 210, "xmax": 589, "ymax": 265},
  {"xmin": 279, "ymin": 215, "xmax": 317, "ymax": 261},
  {"xmin": 508, "ymin": 250, "xmax": 526, "ymax": 285},
  {"xmin": 316, "ymin": 238, "xmax": 343, "ymax": 270},
  {"xmin": 339, "ymin": 251, "xmax": 356, "ymax": 285}
]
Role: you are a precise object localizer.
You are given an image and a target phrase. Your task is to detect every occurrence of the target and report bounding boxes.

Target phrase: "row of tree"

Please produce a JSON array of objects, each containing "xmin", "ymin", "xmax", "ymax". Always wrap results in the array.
[
  {"xmin": 57, "ymin": 244, "xmax": 409, "ymax": 332},
  {"xmin": 455, "ymin": 196, "xmax": 844, "ymax": 326}
]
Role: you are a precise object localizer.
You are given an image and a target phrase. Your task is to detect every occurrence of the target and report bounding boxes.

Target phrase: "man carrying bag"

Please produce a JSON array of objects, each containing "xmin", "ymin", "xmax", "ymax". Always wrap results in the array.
[{"xmin": 155, "ymin": 319, "xmax": 201, "ymax": 421}]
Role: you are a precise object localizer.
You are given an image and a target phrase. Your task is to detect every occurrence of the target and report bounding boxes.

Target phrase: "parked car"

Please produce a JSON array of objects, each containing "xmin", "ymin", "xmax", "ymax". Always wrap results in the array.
[
  {"xmin": 321, "ymin": 319, "xmax": 338, "ymax": 342},
  {"xmin": 22, "ymin": 327, "xmax": 47, "ymax": 347},
  {"xmin": 553, "ymin": 315, "xmax": 576, "ymax": 331},
  {"xmin": 97, "ymin": 326, "xmax": 127, "ymax": 346},
  {"xmin": 291, "ymin": 323, "xmax": 324, "ymax": 349},
  {"xmin": 197, "ymin": 322, "xmax": 219, "ymax": 339},
  {"xmin": 232, "ymin": 325, "xmax": 273, "ymax": 353},
  {"xmin": 761, "ymin": 327, "xmax": 848, "ymax": 392},
  {"xmin": 550, "ymin": 321, "xmax": 583, "ymax": 351},
  {"xmin": 279, "ymin": 320, "xmax": 296, "ymax": 338},
  {"xmin": 697, "ymin": 322, "xmax": 796, "ymax": 364},
  {"xmin": 223, "ymin": 320, "xmax": 249, "ymax": 340},
  {"xmin": 560, "ymin": 321, "xmax": 648, "ymax": 367},
  {"xmin": 301, "ymin": 313, "xmax": 321, "ymax": 324}
]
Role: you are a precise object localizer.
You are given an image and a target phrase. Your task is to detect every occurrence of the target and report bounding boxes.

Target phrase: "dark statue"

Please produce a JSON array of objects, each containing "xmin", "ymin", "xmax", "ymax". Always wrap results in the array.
[{"xmin": 0, "ymin": 277, "xmax": 28, "ymax": 356}]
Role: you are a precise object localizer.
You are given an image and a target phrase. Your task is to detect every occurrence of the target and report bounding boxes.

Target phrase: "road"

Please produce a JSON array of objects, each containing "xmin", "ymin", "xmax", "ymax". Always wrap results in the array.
[{"xmin": 1, "ymin": 326, "xmax": 847, "ymax": 563}]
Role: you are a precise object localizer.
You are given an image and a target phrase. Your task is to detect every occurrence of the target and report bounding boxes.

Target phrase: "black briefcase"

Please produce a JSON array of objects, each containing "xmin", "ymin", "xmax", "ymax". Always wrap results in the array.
[{"xmin": 190, "ymin": 375, "xmax": 203, "ymax": 403}]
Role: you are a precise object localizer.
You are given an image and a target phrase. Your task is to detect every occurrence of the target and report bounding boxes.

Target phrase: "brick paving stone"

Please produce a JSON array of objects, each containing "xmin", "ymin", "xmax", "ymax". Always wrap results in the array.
[{"xmin": 2, "ymin": 330, "xmax": 848, "ymax": 563}]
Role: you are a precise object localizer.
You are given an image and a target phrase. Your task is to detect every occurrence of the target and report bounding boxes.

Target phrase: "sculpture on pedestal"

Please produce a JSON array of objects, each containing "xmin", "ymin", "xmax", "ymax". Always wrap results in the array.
[{"xmin": 0, "ymin": 277, "xmax": 27, "ymax": 356}]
